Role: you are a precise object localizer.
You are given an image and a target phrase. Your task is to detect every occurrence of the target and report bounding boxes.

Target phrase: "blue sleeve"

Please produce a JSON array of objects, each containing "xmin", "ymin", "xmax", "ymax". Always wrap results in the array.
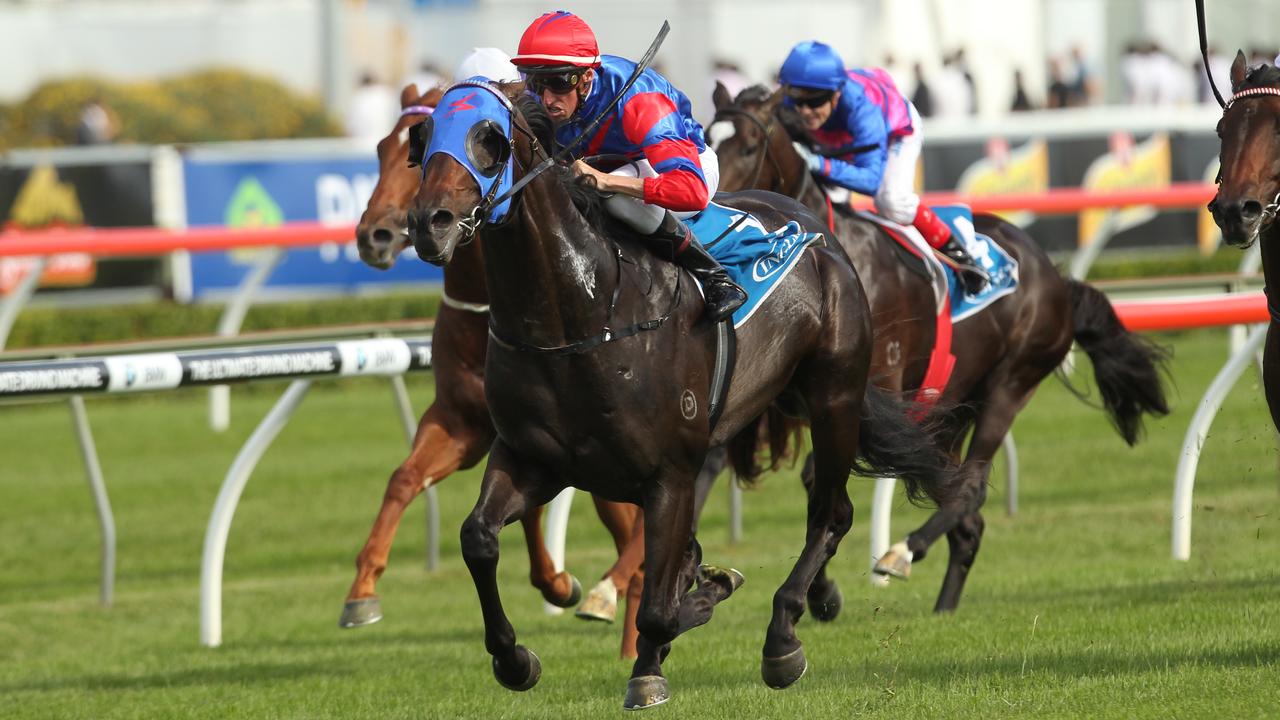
[{"xmin": 814, "ymin": 96, "xmax": 888, "ymax": 196}]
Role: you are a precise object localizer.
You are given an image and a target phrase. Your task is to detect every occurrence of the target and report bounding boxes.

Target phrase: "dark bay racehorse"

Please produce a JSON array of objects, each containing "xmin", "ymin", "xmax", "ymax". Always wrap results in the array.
[
  {"xmin": 1209, "ymin": 53, "xmax": 1280, "ymax": 431},
  {"xmin": 343, "ymin": 83, "xmax": 640, "ymax": 632},
  {"xmin": 710, "ymin": 83, "xmax": 1170, "ymax": 612},
  {"xmin": 408, "ymin": 80, "xmax": 956, "ymax": 709}
]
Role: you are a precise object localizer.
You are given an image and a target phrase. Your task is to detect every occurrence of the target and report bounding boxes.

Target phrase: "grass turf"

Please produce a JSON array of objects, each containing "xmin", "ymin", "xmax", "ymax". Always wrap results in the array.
[{"xmin": 0, "ymin": 327, "xmax": 1277, "ymax": 718}]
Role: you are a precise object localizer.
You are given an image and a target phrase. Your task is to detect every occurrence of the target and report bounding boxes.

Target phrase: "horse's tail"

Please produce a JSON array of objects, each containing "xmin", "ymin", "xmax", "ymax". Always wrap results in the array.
[
  {"xmin": 727, "ymin": 406, "xmax": 806, "ymax": 488},
  {"xmin": 1066, "ymin": 279, "xmax": 1171, "ymax": 445},
  {"xmin": 852, "ymin": 385, "xmax": 956, "ymax": 506}
]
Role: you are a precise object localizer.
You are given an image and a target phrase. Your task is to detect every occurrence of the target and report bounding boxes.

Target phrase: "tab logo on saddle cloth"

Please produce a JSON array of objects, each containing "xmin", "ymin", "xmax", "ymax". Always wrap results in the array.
[{"xmin": 750, "ymin": 223, "xmax": 812, "ymax": 283}]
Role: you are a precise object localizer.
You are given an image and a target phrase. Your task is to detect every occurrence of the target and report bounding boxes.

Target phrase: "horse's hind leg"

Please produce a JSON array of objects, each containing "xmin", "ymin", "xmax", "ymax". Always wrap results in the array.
[
  {"xmin": 462, "ymin": 441, "xmax": 562, "ymax": 692},
  {"xmin": 798, "ymin": 454, "xmax": 844, "ymax": 622},
  {"xmin": 575, "ymin": 499, "xmax": 640, "ymax": 625},
  {"xmin": 342, "ymin": 404, "xmax": 479, "ymax": 628},
  {"xmin": 762, "ymin": 387, "xmax": 859, "ymax": 689},
  {"xmin": 930, "ymin": 383, "xmax": 1038, "ymax": 612}
]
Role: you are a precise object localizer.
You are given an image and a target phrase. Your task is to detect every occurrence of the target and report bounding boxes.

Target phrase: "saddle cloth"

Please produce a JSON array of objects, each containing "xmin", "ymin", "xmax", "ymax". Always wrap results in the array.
[
  {"xmin": 688, "ymin": 201, "xmax": 825, "ymax": 329},
  {"xmin": 855, "ymin": 204, "xmax": 1019, "ymax": 322}
]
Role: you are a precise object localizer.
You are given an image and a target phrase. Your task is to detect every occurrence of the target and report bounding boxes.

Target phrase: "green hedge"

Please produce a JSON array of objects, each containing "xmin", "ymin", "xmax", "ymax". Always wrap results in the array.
[
  {"xmin": 1, "ymin": 69, "xmax": 341, "ymax": 149},
  {"xmin": 5, "ymin": 292, "xmax": 441, "ymax": 351}
]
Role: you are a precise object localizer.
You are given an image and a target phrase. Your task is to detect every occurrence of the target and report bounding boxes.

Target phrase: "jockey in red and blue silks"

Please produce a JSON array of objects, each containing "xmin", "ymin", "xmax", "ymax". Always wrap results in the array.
[
  {"xmin": 512, "ymin": 10, "xmax": 746, "ymax": 322},
  {"xmin": 779, "ymin": 40, "xmax": 988, "ymax": 293}
]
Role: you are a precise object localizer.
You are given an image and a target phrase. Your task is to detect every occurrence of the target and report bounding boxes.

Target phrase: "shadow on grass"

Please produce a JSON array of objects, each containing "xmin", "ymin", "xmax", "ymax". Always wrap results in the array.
[{"xmin": 0, "ymin": 659, "xmax": 343, "ymax": 694}]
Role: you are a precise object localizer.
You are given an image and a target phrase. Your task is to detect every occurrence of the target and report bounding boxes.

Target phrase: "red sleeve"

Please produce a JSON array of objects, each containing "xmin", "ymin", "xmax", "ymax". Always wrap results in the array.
[{"xmin": 622, "ymin": 92, "xmax": 709, "ymax": 212}]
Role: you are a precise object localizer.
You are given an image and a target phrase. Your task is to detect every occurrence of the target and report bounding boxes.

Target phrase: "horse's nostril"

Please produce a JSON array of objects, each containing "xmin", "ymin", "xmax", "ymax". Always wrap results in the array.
[
  {"xmin": 1241, "ymin": 200, "xmax": 1264, "ymax": 222},
  {"xmin": 429, "ymin": 208, "xmax": 455, "ymax": 231},
  {"xmin": 372, "ymin": 227, "xmax": 396, "ymax": 245}
]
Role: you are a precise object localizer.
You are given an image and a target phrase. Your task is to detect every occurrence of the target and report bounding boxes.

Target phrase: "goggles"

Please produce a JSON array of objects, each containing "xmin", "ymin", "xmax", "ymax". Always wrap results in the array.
[
  {"xmin": 786, "ymin": 89, "xmax": 835, "ymax": 109},
  {"xmin": 524, "ymin": 69, "xmax": 585, "ymax": 95}
]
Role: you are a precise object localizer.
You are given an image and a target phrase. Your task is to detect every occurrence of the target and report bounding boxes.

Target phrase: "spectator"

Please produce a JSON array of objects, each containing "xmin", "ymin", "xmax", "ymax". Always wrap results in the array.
[
  {"xmin": 1068, "ymin": 45, "xmax": 1099, "ymax": 105},
  {"xmin": 933, "ymin": 51, "xmax": 973, "ymax": 117},
  {"xmin": 1122, "ymin": 41, "xmax": 1152, "ymax": 105},
  {"xmin": 1151, "ymin": 43, "xmax": 1191, "ymax": 105},
  {"xmin": 403, "ymin": 61, "xmax": 446, "ymax": 93},
  {"xmin": 910, "ymin": 62, "xmax": 934, "ymax": 118},
  {"xmin": 1046, "ymin": 58, "xmax": 1073, "ymax": 109},
  {"xmin": 1010, "ymin": 69, "xmax": 1034, "ymax": 112},
  {"xmin": 346, "ymin": 71, "xmax": 398, "ymax": 148},
  {"xmin": 75, "ymin": 95, "xmax": 117, "ymax": 145},
  {"xmin": 1196, "ymin": 46, "xmax": 1232, "ymax": 105},
  {"xmin": 881, "ymin": 52, "xmax": 912, "ymax": 97}
]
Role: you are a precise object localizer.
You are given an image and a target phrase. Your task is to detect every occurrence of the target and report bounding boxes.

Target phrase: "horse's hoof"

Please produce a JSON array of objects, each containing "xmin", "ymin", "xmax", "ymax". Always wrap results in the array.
[
  {"xmin": 699, "ymin": 565, "xmax": 745, "ymax": 595},
  {"xmin": 493, "ymin": 645, "xmax": 541, "ymax": 692},
  {"xmin": 807, "ymin": 581, "xmax": 843, "ymax": 622},
  {"xmin": 338, "ymin": 597, "xmax": 383, "ymax": 628},
  {"xmin": 873, "ymin": 542, "xmax": 913, "ymax": 580},
  {"xmin": 623, "ymin": 675, "xmax": 670, "ymax": 710},
  {"xmin": 761, "ymin": 647, "xmax": 808, "ymax": 689},
  {"xmin": 547, "ymin": 574, "xmax": 583, "ymax": 609},
  {"xmin": 575, "ymin": 578, "xmax": 618, "ymax": 623}
]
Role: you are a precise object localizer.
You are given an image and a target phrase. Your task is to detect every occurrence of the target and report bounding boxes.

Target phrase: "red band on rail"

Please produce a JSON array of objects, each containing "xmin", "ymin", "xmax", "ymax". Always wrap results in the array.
[{"xmin": 1112, "ymin": 293, "xmax": 1268, "ymax": 332}]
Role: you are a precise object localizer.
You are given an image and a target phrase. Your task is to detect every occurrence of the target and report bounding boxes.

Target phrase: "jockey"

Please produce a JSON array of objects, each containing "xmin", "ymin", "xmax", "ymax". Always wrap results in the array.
[
  {"xmin": 779, "ymin": 40, "xmax": 989, "ymax": 294},
  {"xmin": 511, "ymin": 10, "xmax": 747, "ymax": 322}
]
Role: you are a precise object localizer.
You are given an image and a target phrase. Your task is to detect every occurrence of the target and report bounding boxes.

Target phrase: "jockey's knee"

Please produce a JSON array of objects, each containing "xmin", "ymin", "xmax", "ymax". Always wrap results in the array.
[
  {"xmin": 874, "ymin": 192, "xmax": 918, "ymax": 225},
  {"xmin": 604, "ymin": 193, "xmax": 664, "ymax": 234}
]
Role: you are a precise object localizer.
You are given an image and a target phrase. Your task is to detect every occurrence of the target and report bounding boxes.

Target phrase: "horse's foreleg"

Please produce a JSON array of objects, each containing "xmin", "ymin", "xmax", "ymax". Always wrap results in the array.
[
  {"xmin": 577, "ymin": 502, "xmax": 643, "ymax": 625},
  {"xmin": 341, "ymin": 404, "xmax": 475, "ymax": 627},
  {"xmin": 762, "ymin": 400, "xmax": 857, "ymax": 690},
  {"xmin": 462, "ymin": 441, "xmax": 561, "ymax": 692},
  {"xmin": 798, "ymin": 454, "xmax": 843, "ymax": 622},
  {"xmin": 520, "ymin": 504, "xmax": 582, "ymax": 608},
  {"xmin": 624, "ymin": 476, "xmax": 698, "ymax": 710}
]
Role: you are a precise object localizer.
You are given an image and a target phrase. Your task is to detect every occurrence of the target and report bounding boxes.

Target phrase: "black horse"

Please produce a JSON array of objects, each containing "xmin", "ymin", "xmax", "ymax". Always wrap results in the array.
[
  {"xmin": 710, "ymin": 83, "xmax": 1170, "ymax": 612},
  {"xmin": 407, "ymin": 79, "xmax": 956, "ymax": 709},
  {"xmin": 1210, "ymin": 53, "xmax": 1280, "ymax": 432}
]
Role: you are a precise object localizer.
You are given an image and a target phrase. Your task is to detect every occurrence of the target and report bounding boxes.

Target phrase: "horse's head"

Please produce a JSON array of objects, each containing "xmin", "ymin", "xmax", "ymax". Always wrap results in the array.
[
  {"xmin": 1211, "ymin": 51, "xmax": 1280, "ymax": 248},
  {"xmin": 708, "ymin": 83, "xmax": 803, "ymax": 193},
  {"xmin": 356, "ymin": 84, "xmax": 444, "ymax": 269},
  {"xmin": 408, "ymin": 81, "xmax": 541, "ymax": 265}
]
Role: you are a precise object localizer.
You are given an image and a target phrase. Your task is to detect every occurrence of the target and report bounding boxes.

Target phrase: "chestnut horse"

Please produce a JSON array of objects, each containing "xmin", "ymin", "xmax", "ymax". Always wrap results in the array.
[
  {"xmin": 1209, "ymin": 53, "xmax": 1280, "ymax": 431},
  {"xmin": 710, "ymin": 83, "xmax": 1170, "ymax": 612},
  {"xmin": 408, "ymin": 81, "xmax": 956, "ymax": 709},
  {"xmin": 343, "ymin": 83, "xmax": 643, "ymax": 644}
]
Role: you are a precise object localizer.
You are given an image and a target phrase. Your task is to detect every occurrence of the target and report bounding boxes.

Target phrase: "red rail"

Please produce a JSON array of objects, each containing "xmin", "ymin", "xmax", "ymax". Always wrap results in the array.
[
  {"xmin": 1113, "ymin": 292, "xmax": 1269, "ymax": 331},
  {"xmin": 0, "ymin": 222, "xmax": 355, "ymax": 258},
  {"xmin": 0, "ymin": 184, "xmax": 1218, "ymax": 259}
]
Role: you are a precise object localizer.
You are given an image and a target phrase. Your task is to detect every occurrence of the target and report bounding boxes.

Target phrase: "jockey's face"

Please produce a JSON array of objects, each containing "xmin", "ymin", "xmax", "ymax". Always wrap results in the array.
[
  {"xmin": 535, "ymin": 68, "xmax": 594, "ymax": 125},
  {"xmin": 792, "ymin": 89, "xmax": 841, "ymax": 131}
]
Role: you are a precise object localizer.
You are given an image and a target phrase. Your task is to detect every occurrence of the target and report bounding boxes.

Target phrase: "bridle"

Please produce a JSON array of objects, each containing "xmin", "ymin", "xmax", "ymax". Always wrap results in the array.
[
  {"xmin": 1211, "ymin": 85, "xmax": 1280, "ymax": 238},
  {"xmin": 712, "ymin": 106, "xmax": 792, "ymax": 192}
]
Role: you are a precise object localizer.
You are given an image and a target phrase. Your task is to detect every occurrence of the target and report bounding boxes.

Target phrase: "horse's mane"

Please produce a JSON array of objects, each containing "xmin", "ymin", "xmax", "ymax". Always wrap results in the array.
[
  {"xmin": 512, "ymin": 93, "xmax": 622, "ymax": 236},
  {"xmin": 1240, "ymin": 63, "xmax": 1280, "ymax": 91}
]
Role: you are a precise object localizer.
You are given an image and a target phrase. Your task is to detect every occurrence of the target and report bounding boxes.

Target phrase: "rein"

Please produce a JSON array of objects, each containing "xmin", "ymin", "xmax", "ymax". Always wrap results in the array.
[{"xmin": 713, "ymin": 106, "xmax": 784, "ymax": 191}]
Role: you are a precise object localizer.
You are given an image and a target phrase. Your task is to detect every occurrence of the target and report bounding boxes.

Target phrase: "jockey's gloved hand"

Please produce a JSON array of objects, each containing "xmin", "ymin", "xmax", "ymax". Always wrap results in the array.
[{"xmin": 791, "ymin": 142, "xmax": 823, "ymax": 173}]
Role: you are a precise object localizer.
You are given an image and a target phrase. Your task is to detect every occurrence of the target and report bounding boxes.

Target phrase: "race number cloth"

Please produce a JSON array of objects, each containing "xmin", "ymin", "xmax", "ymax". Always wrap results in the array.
[
  {"xmin": 689, "ymin": 201, "xmax": 824, "ymax": 329},
  {"xmin": 931, "ymin": 205, "xmax": 1019, "ymax": 322}
]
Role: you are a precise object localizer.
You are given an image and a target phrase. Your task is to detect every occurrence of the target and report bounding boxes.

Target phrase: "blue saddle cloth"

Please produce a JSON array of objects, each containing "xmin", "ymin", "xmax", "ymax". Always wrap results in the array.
[
  {"xmin": 932, "ymin": 205, "xmax": 1019, "ymax": 322},
  {"xmin": 688, "ymin": 202, "xmax": 824, "ymax": 328}
]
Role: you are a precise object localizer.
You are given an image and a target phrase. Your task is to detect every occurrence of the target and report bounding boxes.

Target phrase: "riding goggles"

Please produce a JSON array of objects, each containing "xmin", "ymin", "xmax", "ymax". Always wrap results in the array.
[
  {"xmin": 524, "ymin": 70, "xmax": 585, "ymax": 95},
  {"xmin": 786, "ymin": 88, "xmax": 835, "ymax": 109}
]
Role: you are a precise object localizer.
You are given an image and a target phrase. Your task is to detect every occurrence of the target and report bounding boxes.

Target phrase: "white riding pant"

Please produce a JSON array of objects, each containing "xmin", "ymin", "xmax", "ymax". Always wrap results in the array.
[
  {"xmin": 603, "ymin": 147, "xmax": 720, "ymax": 234},
  {"xmin": 824, "ymin": 103, "xmax": 924, "ymax": 225}
]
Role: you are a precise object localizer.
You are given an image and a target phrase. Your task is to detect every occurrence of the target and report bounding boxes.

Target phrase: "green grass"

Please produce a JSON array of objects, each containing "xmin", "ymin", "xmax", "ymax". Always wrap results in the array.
[{"xmin": 1, "ymin": 328, "xmax": 1277, "ymax": 718}]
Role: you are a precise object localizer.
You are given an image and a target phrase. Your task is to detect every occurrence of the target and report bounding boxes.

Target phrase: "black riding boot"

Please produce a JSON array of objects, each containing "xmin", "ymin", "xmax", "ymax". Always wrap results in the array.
[
  {"xmin": 647, "ymin": 212, "xmax": 747, "ymax": 323},
  {"xmin": 938, "ymin": 236, "xmax": 990, "ymax": 295}
]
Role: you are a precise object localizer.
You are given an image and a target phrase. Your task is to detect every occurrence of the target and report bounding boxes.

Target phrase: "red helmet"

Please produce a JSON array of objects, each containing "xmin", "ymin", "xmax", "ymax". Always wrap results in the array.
[{"xmin": 512, "ymin": 11, "xmax": 601, "ymax": 70}]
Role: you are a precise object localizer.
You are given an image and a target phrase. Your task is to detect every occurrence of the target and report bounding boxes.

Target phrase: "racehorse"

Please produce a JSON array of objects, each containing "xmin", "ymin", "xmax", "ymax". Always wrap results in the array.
[
  {"xmin": 408, "ymin": 79, "xmax": 957, "ymax": 709},
  {"xmin": 710, "ymin": 83, "xmax": 1170, "ymax": 612},
  {"xmin": 1209, "ymin": 53, "xmax": 1280, "ymax": 432},
  {"xmin": 343, "ymin": 83, "xmax": 642, "ymax": 638}
]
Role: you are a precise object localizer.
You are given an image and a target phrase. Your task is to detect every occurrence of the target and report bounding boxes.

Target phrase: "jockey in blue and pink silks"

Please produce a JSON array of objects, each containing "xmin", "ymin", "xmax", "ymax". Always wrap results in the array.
[
  {"xmin": 511, "ymin": 10, "xmax": 747, "ymax": 322},
  {"xmin": 780, "ymin": 40, "xmax": 989, "ymax": 293}
]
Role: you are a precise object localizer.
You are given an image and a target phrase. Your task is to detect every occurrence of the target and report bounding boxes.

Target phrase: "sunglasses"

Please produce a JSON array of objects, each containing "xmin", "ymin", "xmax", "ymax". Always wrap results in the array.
[
  {"xmin": 525, "ymin": 71, "xmax": 583, "ymax": 95},
  {"xmin": 788, "ymin": 91, "xmax": 835, "ymax": 109}
]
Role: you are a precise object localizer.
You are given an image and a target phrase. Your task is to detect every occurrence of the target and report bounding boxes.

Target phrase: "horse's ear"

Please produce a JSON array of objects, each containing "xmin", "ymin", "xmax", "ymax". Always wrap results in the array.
[
  {"xmin": 712, "ymin": 80, "xmax": 732, "ymax": 112},
  {"xmin": 400, "ymin": 83, "xmax": 420, "ymax": 108},
  {"xmin": 423, "ymin": 86, "xmax": 445, "ymax": 106},
  {"xmin": 1230, "ymin": 49, "xmax": 1248, "ymax": 91}
]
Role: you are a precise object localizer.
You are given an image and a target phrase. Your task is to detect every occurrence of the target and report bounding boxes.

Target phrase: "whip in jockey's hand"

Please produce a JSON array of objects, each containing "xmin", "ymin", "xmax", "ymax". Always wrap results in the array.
[
  {"xmin": 779, "ymin": 40, "xmax": 989, "ymax": 294},
  {"xmin": 513, "ymin": 11, "xmax": 747, "ymax": 321}
]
